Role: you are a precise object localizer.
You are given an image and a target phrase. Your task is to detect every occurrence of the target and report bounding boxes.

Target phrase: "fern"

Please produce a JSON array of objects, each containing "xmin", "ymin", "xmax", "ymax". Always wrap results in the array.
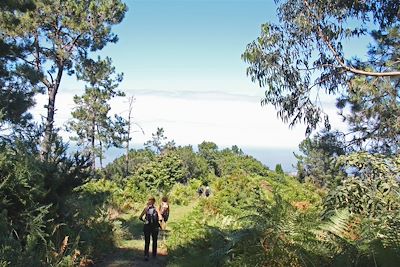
[
  {"xmin": 319, "ymin": 209, "xmax": 351, "ymax": 239},
  {"xmin": 226, "ymin": 192, "xmax": 329, "ymax": 266}
]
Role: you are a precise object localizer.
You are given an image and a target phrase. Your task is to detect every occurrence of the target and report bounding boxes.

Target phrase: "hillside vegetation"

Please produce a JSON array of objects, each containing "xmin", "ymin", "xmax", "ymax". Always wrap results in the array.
[{"xmin": 4, "ymin": 140, "xmax": 397, "ymax": 266}]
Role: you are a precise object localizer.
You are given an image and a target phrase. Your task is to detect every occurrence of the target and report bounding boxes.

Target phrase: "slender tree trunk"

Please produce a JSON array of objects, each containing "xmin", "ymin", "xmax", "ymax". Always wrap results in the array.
[
  {"xmin": 125, "ymin": 96, "xmax": 134, "ymax": 176},
  {"xmin": 99, "ymin": 139, "xmax": 103, "ymax": 169},
  {"xmin": 96, "ymin": 123, "xmax": 104, "ymax": 170},
  {"xmin": 40, "ymin": 66, "xmax": 63, "ymax": 161},
  {"xmin": 125, "ymin": 127, "xmax": 130, "ymax": 175},
  {"xmin": 41, "ymin": 87, "xmax": 56, "ymax": 160},
  {"xmin": 91, "ymin": 118, "xmax": 96, "ymax": 170}
]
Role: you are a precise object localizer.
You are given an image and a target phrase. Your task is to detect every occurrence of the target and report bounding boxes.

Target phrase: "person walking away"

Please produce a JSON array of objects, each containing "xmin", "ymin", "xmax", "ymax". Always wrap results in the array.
[
  {"xmin": 159, "ymin": 196, "xmax": 170, "ymax": 230},
  {"xmin": 197, "ymin": 186, "xmax": 204, "ymax": 197},
  {"xmin": 139, "ymin": 197, "xmax": 162, "ymax": 261},
  {"xmin": 205, "ymin": 186, "xmax": 211, "ymax": 197}
]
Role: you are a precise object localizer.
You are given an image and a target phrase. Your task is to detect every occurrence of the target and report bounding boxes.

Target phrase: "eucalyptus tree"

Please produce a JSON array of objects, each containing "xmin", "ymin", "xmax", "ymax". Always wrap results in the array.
[
  {"xmin": 242, "ymin": 0, "xmax": 399, "ymax": 153},
  {"xmin": 0, "ymin": 0, "xmax": 127, "ymax": 160},
  {"xmin": 69, "ymin": 57, "xmax": 125, "ymax": 169}
]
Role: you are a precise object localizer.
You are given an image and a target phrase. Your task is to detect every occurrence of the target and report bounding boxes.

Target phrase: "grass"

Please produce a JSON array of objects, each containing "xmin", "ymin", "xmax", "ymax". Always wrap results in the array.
[{"xmin": 165, "ymin": 199, "xmax": 219, "ymax": 267}]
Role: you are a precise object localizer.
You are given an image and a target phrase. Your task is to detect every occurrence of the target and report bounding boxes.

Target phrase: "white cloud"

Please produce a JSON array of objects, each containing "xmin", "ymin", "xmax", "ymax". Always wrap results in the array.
[
  {"xmin": 110, "ymin": 92, "xmax": 309, "ymax": 148},
  {"xmin": 30, "ymin": 89, "xmax": 347, "ymax": 150}
]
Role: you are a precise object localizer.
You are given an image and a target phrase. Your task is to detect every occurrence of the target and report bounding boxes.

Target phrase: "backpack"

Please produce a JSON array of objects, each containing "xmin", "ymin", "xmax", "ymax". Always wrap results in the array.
[
  {"xmin": 160, "ymin": 202, "xmax": 169, "ymax": 216},
  {"xmin": 146, "ymin": 205, "xmax": 159, "ymax": 224},
  {"xmin": 205, "ymin": 187, "xmax": 211, "ymax": 197}
]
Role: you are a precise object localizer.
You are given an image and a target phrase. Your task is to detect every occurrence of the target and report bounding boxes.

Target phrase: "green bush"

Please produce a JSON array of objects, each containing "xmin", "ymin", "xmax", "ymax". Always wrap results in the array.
[
  {"xmin": 63, "ymin": 179, "xmax": 120, "ymax": 258},
  {"xmin": 169, "ymin": 179, "xmax": 202, "ymax": 205}
]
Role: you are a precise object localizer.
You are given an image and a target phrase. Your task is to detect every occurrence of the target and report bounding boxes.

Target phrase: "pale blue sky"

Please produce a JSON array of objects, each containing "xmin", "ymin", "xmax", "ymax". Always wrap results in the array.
[
  {"xmin": 62, "ymin": 0, "xmax": 277, "ymax": 95},
  {"xmin": 61, "ymin": 0, "xmax": 369, "ymax": 95}
]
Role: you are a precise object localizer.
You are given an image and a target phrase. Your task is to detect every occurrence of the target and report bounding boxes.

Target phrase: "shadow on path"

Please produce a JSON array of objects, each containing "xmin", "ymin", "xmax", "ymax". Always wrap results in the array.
[{"xmin": 95, "ymin": 244, "xmax": 167, "ymax": 267}]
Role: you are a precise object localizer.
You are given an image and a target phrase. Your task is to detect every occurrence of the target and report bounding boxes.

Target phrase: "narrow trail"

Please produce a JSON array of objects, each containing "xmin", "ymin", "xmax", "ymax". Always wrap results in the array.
[{"xmin": 96, "ymin": 202, "xmax": 197, "ymax": 267}]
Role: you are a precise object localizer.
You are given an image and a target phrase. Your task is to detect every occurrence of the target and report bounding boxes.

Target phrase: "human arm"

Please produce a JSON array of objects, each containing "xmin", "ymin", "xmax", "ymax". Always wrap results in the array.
[
  {"xmin": 139, "ymin": 207, "xmax": 146, "ymax": 222},
  {"xmin": 156, "ymin": 207, "xmax": 163, "ymax": 222}
]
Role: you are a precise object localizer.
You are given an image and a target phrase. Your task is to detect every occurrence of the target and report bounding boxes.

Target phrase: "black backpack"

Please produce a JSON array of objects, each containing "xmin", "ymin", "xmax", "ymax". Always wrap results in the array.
[
  {"xmin": 146, "ymin": 205, "xmax": 159, "ymax": 224},
  {"xmin": 205, "ymin": 187, "xmax": 211, "ymax": 197}
]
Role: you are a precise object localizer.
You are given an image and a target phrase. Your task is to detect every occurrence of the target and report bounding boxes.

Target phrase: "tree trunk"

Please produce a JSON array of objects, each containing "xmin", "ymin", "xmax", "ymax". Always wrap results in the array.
[
  {"xmin": 41, "ymin": 87, "xmax": 57, "ymax": 160},
  {"xmin": 125, "ymin": 129, "xmax": 130, "ymax": 175},
  {"xmin": 99, "ymin": 139, "xmax": 103, "ymax": 169},
  {"xmin": 125, "ymin": 96, "xmax": 134, "ymax": 176},
  {"xmin": 40, "ymin": 64, "xmax": 63, "ymax": 161},
  {"xmin": 91, "ymin": 118, "xmax": 96, "ymax": 170}
]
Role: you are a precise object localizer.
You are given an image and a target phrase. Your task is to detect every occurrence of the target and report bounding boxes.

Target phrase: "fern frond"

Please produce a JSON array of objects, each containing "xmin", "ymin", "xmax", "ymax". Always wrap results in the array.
[{"xmin": 319, "ymin": 209, "xmax": 351, "ymax": 239}]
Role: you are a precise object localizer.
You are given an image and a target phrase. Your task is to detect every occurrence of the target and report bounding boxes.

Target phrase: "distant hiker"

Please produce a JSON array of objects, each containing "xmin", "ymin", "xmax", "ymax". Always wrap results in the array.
[
  {"xmin": 205, "ymin": 186, "xmax": 211, "ymax": 197},
  {"xmin": 139, "ymin": 197, "xmax": 162, "ymax": 261},
  {"xmin": 197, "ymin": 186, "xmax": 204, "ymax": 197},
  {"xmin": 159, "ymin": 196, "xmax": 170, "ymax": 230}
]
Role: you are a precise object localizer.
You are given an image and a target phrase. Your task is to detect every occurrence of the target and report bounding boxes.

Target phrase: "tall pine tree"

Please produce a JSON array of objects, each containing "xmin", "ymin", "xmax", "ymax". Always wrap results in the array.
[
  {"xmin": 0, "ymin": 0, "xmax": 39, "ymax": 132},
  {"xmin": 69, "ymin": 57, "xmax": 125, "ymax": 169},
  {"xmin": 0, "ymin": 0, "xmax": 127, "ymax": 160}
]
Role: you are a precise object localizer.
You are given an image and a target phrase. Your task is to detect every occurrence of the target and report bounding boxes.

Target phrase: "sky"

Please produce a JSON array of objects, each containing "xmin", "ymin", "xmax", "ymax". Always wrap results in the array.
[{"xmin": 31, "ymin": 0, "xmax": 350, "ymax": 170}]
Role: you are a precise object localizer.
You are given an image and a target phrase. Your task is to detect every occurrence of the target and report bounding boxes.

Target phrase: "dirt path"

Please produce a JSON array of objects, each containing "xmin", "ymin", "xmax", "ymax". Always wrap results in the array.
[
  {"xmin": 95, "ymin": 202, "xmax": 197, "ymax": 267},
  {"xmin": 96, "ymin": 238, "xmax": 168, "ymax": 267}
]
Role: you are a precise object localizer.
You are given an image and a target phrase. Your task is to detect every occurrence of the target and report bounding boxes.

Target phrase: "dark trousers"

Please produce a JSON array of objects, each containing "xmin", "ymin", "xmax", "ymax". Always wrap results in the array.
[{"xmin": 144, "ymin": 224, "xmax": 159, "ymax": 257}]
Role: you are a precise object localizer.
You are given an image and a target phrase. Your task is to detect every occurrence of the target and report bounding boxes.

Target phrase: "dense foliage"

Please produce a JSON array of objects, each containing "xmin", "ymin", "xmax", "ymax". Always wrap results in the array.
[
  {"xmin": 295, "ymin": 130, "xmax": 346, "ymax": 186},
  {"xmin": 0, "ymin": 136, "xmax": 95, "ymax": 266},
  {"xmin": 167, "ymin": 157, "xmax": 400, "ymax": 267}
]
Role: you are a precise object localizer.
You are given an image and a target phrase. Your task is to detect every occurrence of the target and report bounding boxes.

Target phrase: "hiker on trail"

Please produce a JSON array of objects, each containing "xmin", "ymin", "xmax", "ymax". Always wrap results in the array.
[
  {"xmin": 197, "ymin": 186, "xmax": 204, "ymax": 197},
  {"xmin": 159, "ymin": 196, "xmax": 170, "ymax": 230},
  {"xmin": 139, "ymin": 196, "xmax": 162, "ymax": 261},
  {"xmin": 205, "ymin": 186, "xmax": 211, "ymax": 197}
]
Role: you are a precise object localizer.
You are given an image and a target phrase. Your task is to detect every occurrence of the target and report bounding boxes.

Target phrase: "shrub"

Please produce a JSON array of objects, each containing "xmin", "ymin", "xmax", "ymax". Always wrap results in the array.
[{"xmin": 169, "ymin": 179, "xmax": 202, "ymax": 205}]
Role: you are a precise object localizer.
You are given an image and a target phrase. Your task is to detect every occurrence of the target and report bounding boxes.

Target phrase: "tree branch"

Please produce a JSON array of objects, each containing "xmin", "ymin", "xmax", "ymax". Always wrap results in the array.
[
  {"xmin": 11, "ymin": 53, "xmax": 35, "ymax": 67},
  {"xmin": 54, "ymin": 62, "xmax": 64, "ymax": 94},
  {"xmin": 32, "ymin": 32, "xmax": 52, "ymax": 89},
  {"xmin": 297, "ymin": 63, "xmax": 338, "ymax": 71},
  {"xmin": 66, "ymin": 34, "xmax": 82, "ymax": 53},
  {"xmin": 34, "ymin": 33, "xmax": 41, "ymax": 71},
  {"xmin": 47, "ymin": 70, "xmax": 54, "ymax": 85},
  {"xmin": 303, "ymin": 0, "xmax": 400, "ymax": 77}
]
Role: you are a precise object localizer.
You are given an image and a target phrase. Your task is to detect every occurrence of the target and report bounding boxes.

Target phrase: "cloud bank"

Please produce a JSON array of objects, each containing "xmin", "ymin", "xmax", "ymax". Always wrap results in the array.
[{"xmin": 30, "ymin": 89, "xmax": 345, "ymax": 150}]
